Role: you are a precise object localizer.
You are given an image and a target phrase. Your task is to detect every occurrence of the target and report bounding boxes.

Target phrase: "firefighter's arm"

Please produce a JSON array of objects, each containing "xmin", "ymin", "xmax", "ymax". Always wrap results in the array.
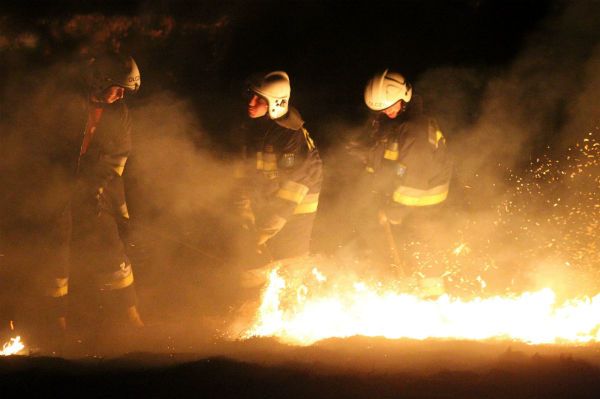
[
  {"xmin": 385, "ymin": 119, "xmax": 449, "ymax": 221},
  {"xmin": 232, "ymin": 144, "xmax": 257, "ymax": 230},
  {"xmin": 256, "ymin": 128, "xmax": 322, "ymax": 242},
  {"xmin": 90, "ymin": 106, "xmax": 132, "ymax": 195},
  {"xmin": 382, "ymin": 122, "xmax": 433, "ymax": 223}
]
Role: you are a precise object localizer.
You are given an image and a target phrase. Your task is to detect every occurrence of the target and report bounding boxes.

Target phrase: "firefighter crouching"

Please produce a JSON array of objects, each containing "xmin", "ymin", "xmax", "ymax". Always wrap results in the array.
[
  {"xmin": 48, "ymin": 54, "xmax": 144, "ymax": 340},
  {"xmin": 361, "ymin": 69, "xmax": 453, "ymax": 296},
  {"xmin": 234, "ymin": 71, "xmax": 323, "ymax": 286}
]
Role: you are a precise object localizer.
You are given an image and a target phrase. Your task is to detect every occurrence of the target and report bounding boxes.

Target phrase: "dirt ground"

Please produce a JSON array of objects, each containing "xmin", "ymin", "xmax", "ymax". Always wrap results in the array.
[{"xmin": 2, "ymin": 337, "xmax": 600, "ymax": 398}]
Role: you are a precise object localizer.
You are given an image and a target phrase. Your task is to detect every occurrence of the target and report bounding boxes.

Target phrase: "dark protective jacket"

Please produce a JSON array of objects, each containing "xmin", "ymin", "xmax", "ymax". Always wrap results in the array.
[
  {"xmin": 236, "ymin": 106, "xmax": 323, "ymax": 259},
  {"xmin": 69, "ymin": 99, "xmax": 135, "ymax": 298},
  {"xmin": 76, "ymin": 101, "xmax": 131, "ymax": 218},
  {"xmin": 365, "ymin": 103, "xmax": 452, "ymax": 221}
]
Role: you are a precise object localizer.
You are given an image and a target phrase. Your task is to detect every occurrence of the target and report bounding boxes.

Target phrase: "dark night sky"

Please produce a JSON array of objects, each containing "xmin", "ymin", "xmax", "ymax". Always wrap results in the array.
[{"xmin": 1, "ymin": 0, "xmax": 556, "ymax": 123}]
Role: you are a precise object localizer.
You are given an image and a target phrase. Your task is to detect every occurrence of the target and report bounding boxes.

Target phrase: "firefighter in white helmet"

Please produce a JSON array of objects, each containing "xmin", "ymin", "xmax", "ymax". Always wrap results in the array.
[
  {"xmin": 46, "ymin": 53, "xmax": 145, "ymax": 348},
  {"xmin": 360, "ymin": 69, "xmax": 453, "ymax": 296},
  {"xmin": 234, "ymin": 71, "xmax": 323, "ymax": 263}
]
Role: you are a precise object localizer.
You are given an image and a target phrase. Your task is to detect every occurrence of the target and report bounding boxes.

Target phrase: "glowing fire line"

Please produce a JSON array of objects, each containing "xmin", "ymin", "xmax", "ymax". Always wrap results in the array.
[{"xmin": 243, "ymin": 268, "xmax": 600, "ymax": 346}]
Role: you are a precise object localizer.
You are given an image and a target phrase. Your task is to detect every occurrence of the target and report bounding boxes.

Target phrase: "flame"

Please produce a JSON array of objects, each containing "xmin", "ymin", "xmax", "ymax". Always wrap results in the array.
[
  {"xmin": 1, "ymin": 336, "xmax": 25, "ymax": 356},
  {"xmin": 242, "ymin": 265, "xmax": 600, "ymax": 346}
]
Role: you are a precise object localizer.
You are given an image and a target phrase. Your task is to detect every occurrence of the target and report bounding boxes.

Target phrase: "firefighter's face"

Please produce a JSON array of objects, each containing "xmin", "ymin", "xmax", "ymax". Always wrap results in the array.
[
  {"xmin": 248, "ymin": 94, "xmax": 269, "ymax": 118},
  {"xmin": 383, "ymin": 101, "xmax": 402, "ymax": 119},
  {"xmin": 92, "ymin": 85, "xmax": 126, "ymax": 104}
]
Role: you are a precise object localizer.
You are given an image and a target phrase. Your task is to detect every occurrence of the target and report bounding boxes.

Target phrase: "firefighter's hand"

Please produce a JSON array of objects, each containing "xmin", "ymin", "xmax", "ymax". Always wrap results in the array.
[
  {"xmin": 255, "ymin": 215, "xmax": 287, "ymax": 246},
  {"xmin": 73, "ymin": 180, "xmax": 104, "ymax": 208},
  {"xmin": 256, "ymin": 232, "xmax": 274, "ymax": 247},
  {"xmin": 240, "ymin": 209, "xmax": 256, "ymax": 230},
  {"xmin": 234, "ymin": 198, "xmax": 255, "ymax": 230}
]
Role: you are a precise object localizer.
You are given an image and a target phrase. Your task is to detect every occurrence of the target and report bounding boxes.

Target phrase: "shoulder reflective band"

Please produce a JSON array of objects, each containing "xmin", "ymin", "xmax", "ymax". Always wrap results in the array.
[
  {"xmin": 100, "ymin": 154, "xmax": 128, "ymax": 176},
  {"xmin": 277, "ymin": 180, "xmax": 309, "ymax": 204},
  {"xmin": 302, "ymin": 128, "xmax": 316, "ymax": 151},
  {"xmin": 97, "ymin": 262, "xmax": 134, "ymax": 291},
  {"xmin": 384, "ymin": 141, "xmax": 399, "ymax": 160},
  {"xmin": 46, "ymin": 277, "xmax": 69, "ymax": 298},
  {"xmin": 294, "ymin": 192, "xmax": 319, "ymax": 214},
  {"xmin": 365, "ymin": 166, "xmax": 375, "ymax": 173},
  {"xmin": 256, "ymin": 151, "xmax": 278, "ymax": 171},
  {"xmin": 393, "ymin": 182, "xmax": 449, "ymax": 206}
]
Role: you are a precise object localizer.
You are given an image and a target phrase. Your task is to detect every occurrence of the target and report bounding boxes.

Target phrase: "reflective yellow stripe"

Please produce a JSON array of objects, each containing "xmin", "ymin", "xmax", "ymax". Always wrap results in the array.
[
  {"xmin": 302, "ymin": 128, "xmax": 316, "ymax": 151},
  {"xmin": 102, "ymin": 155, "xmax": 128, "ymax": 176},
  {"xmin": 428, "ymin": 119, "xmax": 445, "ymax": 149},
  {"xmin": 384, "ymin": 142, "xmax": 399, "ymax": 160},
  {"xmin": 97, "ymin": 262, "xmax": 134, "ymax": 291},
  {"xmin": 256, "ymin": 152, "xmax": 264, "ymax": 170},
  {"xmin": 256, "ymin": 151, "xmax": 277, "ymax": 171},
  {"xmin": 277, "ymin": 180, "xmax": 309, "ymax": 204},
  {"xmin": 119, "ymin": 202, "xmax": 130, "ymax": 219},
  {"xmin": 384, "ymin": 149, "xmax": 398, "ymax": 160},
  {"xmin": 393, "ymin": 183, "xmax": 449, "ymax": 206},
  {"xmin": 294, "ymin": 193, "xmax": 319, "ymax": 214},
  {"xmin": 366, "ymin": 166, "xmax": 375, "ymax": 173},
  {"xmin": 46, "ymin": 277, "xmax": 69, "ymax": 298},
  {"xmin": 436, "ymin": 130, "xmax": 445, "ymax": 146}
]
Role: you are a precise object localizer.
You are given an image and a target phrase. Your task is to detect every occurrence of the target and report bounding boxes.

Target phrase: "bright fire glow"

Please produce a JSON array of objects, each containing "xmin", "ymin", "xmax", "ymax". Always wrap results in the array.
[
  {"xmin": 242, "ymin": 266, "xmax": 600, "ymax": 346},
  {"xmin": 1, "ymin": 336, "xmax": 25, "ymax": 356}
]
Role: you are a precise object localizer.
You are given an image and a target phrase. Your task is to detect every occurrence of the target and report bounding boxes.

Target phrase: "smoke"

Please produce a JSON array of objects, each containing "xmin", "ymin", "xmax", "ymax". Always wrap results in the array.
[
  {"xmin": 0, "ymin": 11, "xmax": 238, "ymax": 353},
  {"xmin": 1, "ymin": 1, "xmax": 600, "ymax": 356},
  {"xmin": 403, "ymin": 1, "xmax": 600, "ymax": 297}
]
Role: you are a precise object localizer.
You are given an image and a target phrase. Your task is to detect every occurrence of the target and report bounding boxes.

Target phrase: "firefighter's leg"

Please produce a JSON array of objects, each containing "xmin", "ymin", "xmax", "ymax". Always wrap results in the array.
[
  {"xmin": 43, "ymin": 208, "xmax": 71, "ymax": 348},
  {"xmin": 73, "ymin": 201, "xmax": 144, "ymax": 330},
  {"xmin": 267, "ymin": 213, "xmax": 316, "ymax": 261},
  {"xmin": 96, "ymin": 259, "xmax": 143, "ymax": 328},
  {"xmin": 400, "ymin": 205, "xmax": 447, "ymax": 298}
]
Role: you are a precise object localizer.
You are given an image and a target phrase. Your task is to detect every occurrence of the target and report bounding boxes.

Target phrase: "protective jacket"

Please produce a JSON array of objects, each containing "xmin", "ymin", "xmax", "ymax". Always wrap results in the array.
[
  {"xmin": 365, "ymin": 102, "xmax": 452, "ymax": 221},
  {"xmin": 68, "ymin": 99, "xmax": 136, "ymax": 303},
  {"xmin": 236, "ymin": 106, "xmax": 323, "ymax": 260}
]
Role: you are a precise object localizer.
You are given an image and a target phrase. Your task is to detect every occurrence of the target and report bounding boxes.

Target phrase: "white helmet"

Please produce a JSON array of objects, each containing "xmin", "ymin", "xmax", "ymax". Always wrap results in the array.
[
  {"xmin": 364, "ymin": 69, "xmax": 412, "ymax": 111},
  {"xmin": 89, "ymin": 54, "xmax": 141, "ymax": 93},
  {"xmin": 250, "ymin": 71, "xmax": 290, "ymax": 119}
]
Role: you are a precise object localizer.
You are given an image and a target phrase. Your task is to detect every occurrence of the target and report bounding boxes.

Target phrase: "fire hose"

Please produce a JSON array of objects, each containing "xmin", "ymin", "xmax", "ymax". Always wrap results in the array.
[{"xmin": 131, "ymin": 222, "xmax": 227, "ymax": 265}]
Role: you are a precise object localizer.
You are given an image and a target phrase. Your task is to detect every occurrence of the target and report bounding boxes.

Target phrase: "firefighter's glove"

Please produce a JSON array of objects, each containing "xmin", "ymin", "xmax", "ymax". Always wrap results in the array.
[
  {"xmin": 234, "ymin": 198, "xmax": 255, "ymax": 230},
  {"xmin": 256, "ymin": 215, "xmax": 287, "ymax": 246},
  {"xmin": 73, "ymin": 180, "xmax": 105, "ymax": 210}
]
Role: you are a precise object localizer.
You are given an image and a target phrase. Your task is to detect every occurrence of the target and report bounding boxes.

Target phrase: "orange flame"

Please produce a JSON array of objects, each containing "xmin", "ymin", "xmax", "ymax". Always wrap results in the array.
[
  {"xmin": 242, "ymin": 266, "xmax": 600, "ymax": 346},
  {"xmin": 1, "ymin": 336, "xmax": 25, "ymax": 356}
]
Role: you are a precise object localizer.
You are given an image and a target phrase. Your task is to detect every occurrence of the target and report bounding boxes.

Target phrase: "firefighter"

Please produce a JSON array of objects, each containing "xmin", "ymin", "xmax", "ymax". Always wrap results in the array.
[
  {"xmin": 361, "ymin": 69, "xmax": 453, "ymax": 295},
  {"xmin": 58, "ymin": 53, "xmax": 144, "ymax": 338},
  {"xmin": 234, "ymin": 70, "xmax": 323, "ymax": 266}
]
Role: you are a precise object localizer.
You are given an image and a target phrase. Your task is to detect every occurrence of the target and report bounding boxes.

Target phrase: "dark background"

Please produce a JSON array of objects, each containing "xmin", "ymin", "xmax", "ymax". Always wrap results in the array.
[{"xmin": 0, "ymin": 0, "xmax": 556, "ymax": 129}]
